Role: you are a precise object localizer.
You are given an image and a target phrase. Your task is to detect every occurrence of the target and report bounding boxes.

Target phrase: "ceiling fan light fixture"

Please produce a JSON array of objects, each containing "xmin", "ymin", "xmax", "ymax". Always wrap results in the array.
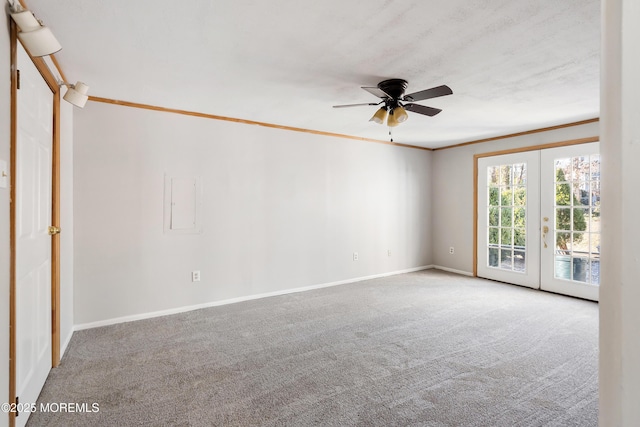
[
  {"xmin": 394, "ymin": 106, "xmax": 409, "ymax": 123},
  {"xmin": 369, "ymin": 107, "xmax": 387, "ymax": 124},
  {"xmin": 387, "ymin": 110, "xmax": 400, "ymax": 127}
]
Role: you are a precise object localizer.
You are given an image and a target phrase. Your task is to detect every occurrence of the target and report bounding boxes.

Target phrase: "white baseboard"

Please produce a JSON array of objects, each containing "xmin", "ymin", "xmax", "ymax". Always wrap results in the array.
[
  {"xmin": 74, "ymin": 265, "xmax": 434, "ymax": 331},
  {"xmin": 432, "ymin": 265, "xmax": 474, "ymax": 277}
]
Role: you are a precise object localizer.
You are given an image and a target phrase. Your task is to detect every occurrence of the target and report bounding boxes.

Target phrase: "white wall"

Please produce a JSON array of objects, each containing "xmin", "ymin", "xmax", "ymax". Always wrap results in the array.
[
  {"xmin": 0, "ymin": 15, "xmax": 11, "ymax": 427},
  {"xmin": 600, "ymin": 0, "xmax": 640, "ymax": 424},
  {"xmin": 431, "ymin": 121, "xmax": 599, "ymax": 274},
  {"xmin": 72, "ymin": 102, "xmax": 433, "ymax": 326}
]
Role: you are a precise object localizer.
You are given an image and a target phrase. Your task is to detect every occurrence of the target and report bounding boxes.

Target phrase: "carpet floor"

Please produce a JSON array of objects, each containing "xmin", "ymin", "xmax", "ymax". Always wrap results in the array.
[{"xmin": 27, "ymin": 270, "xmax": 598, "ymax": 426}]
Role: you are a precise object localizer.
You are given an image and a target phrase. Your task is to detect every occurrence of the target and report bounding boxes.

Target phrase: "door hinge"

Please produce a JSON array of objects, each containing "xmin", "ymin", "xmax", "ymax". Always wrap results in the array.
[
  {"xmin": 15, "ymin": 396, "xmax": 19, "ymax": 417},
  {"xmin": 16, "ymin": 69, "xmax": 20, "ymax": 90}
]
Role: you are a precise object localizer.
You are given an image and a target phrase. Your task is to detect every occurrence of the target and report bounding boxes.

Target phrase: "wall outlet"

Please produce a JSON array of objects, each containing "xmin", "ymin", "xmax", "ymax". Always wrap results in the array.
[
  {"xmin": 192, "ymin": 270, "xmax": 201, "ymax": 282},
  {"xmin": 353, "ymin": 252, "xmax": 359, "ymax": 261},
  {"xmin": 449, "ymin": 247, "xmax": 455, "ymax": 255}
]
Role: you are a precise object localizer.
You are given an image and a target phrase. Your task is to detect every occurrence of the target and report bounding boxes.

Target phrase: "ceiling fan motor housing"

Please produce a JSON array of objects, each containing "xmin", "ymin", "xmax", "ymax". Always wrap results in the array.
[{"xmin": 378, "ymin": 79, "xmax": 408, "ymax": 102}]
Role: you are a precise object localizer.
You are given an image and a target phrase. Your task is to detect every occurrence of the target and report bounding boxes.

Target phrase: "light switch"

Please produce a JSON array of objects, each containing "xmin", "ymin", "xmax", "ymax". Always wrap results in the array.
[{"xmin": 0, "ymin": 159, "xmax": 7, "ymax": 189}]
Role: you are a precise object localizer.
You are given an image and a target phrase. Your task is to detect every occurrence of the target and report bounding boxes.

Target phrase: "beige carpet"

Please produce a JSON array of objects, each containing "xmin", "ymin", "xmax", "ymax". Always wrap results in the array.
[{"xmin": 28, "ymin": 270, "xmax": 598, "ymax": 426}]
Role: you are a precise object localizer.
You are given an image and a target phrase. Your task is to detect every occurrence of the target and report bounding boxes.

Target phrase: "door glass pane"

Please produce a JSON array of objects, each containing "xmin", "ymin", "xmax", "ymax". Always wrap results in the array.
[
  {"xmin": 573, "ymin": 156, "xmax": 589, "ymax": 180},
  {"xmin": 556, "ymin": 208, "xmax": 571, "ymax": 230},
  {"xmin": 514, "ymin": 207, "xmax": 525, "ymax": 228},
  {"xmin": 500, "ymin": 165, "xmax": 512, "ymax": 186},
  {"xmin": 513, "ymin": 163, "xmax": 526, "ymax": 185},
  {"xmin": 514, "ymin": 251, "xmax": 526, "ymax": 272},
  {"xmin": 514, "ymin": 187, "xmax": 526, "ymax": 205},
  {"xmin": 489, "ymin": 207, "xmax": 499, "ymax": 226},
  {"xmin": 488, "ymin": 247, "xmax": 499, "ymax": 267},
  {"xmin": 501, "ymin": 207, "xmax": 513, "ymax": 226},
  {"xmin": 555, "ymin": 158, "xmax": 570, "ymax": 180},
  {"xmin": 488, "ymin": 166, "xmax": 499, "ymax": 186},
  {"xmin": 500, "ymin": 249, "xmax": 513, "ymax": 269},
  {"xmin": 591, "ymin": 155, "xmax": 600, "ymax": 180},
  {"xmin": 489, "ymin": 187, "xmax": 499, "ymax": 206},
  {"xmin": 514, "ymin": 228, "xmax": 526, "ymax": 249},
  {"xmin": 572, "ymin": 257, "xmax": 589, "ymax": 283},
  {"xmin": 573, "ymin": 208, "xmax": 588, "ymax": 232},
  {"xmin": 572, "ymin": 182, "xmax": 589, "ymax": 205},
  {"xmin": 553, "ymin": 155, "xmax": 601, "ymax": 285},
  {"xmin": 501, "ymin": 228, "xmax": 512, "ymax": 247},
  {"xmin": 555, "ymin": 183, "xmax": 570, "ymax": 204},
  {"xmin": 486, "ymin": 163, "xmax": 526, "ymax": 273},
  {"xmin": 489, "ymin": 228, "xmax": 499, "ymax": 245}
]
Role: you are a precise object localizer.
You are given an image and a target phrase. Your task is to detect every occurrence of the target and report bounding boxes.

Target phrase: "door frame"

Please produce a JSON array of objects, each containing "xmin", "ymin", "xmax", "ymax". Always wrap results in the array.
[
  {"xmin": 473, "ymin": 136, "xmax": 600, "ymax": 279},
  {"xmin": 9, "ymin": 21, "xmax": 62, "ymax": 425}
]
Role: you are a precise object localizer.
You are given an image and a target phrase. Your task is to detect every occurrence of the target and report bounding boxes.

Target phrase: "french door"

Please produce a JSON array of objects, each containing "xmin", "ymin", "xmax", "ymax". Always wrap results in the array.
[
  {"xmin": 477, "ymin": 151, "xmax": 541, "ymax": 288},
  {"xmin": 477, "ymin": 142, "xmax": 600, "ymax": 301}
]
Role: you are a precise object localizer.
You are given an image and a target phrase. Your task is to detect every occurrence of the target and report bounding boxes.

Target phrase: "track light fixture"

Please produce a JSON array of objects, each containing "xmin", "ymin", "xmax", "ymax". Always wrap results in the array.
[
  {"xmin": 7, "ymin": 2, "xmax": 90, "ymax": 107},
  {"xmin": 9, "ymin": 4, "xmax": 62, "ymax": 57},
  {"xmin": 60, "ymin": 81, "xmax": 90, "ymax": 108}
]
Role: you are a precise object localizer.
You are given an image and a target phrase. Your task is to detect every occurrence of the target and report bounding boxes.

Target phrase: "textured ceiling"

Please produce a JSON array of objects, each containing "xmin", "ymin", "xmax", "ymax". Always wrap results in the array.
[{"xmin": 26, "ymin": 0, "xmax": 600, "ymax": 148}]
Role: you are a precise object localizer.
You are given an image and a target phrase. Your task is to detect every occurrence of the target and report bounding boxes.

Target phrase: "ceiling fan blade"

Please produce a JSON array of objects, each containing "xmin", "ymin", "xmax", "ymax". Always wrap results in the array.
[
  {"xmin": 333, "ymin": 102, "xmax": 380, "ymax": 108},
  {"xmin": 361, "ymin": 86, "xmax": 392, "ymax": 99},
  {"xmin": 403, "ymin": 85, "xmax": 453, "ymax": 102},
  {"xmin": 404, "ymin": 103, "xmax": 443, "ymax": 117}
]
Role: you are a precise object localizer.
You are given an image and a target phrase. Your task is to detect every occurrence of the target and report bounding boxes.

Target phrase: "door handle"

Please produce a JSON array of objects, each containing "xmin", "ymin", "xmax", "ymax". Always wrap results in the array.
[
  {"xmin": 542, "ymin": 225, "xmax": 549, "ymax": 248},
  {"xmin": 48, "ymin": 225, "xmax": 61, "ymax": 235}
]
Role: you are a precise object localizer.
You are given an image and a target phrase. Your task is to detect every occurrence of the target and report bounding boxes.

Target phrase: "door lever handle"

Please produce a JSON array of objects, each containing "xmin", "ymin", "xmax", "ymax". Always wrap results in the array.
[{"xmin": 542, "ymin": 225, "xmax": 549, "ymax": 248}]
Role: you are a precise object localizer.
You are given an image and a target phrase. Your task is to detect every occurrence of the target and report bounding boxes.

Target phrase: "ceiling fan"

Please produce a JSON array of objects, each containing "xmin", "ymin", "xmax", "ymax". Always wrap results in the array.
[{"xmin": 333, "ymin": 79, "xmax": 453, "ymax": 127}]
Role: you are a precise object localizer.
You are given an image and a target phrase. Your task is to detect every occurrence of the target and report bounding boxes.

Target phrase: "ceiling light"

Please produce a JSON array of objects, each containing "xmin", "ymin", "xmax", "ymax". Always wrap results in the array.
[
  {"xmin": 369, "ymin": 107, "xmax": 387, "ymax": 124},
  {"xmin": 394, "ymin": 106, "xmax": 409, "ymax": 123},
  {"xmin": 61, "ymin": 81, "xmax": 89, "ymax": 108},
  {"xmin": 387, "ymin": 110, "xmax": 400, "ymax": 127},
  {"xmin": 10, "ymin": 10, "xmax": 62, "ymax": 57}
]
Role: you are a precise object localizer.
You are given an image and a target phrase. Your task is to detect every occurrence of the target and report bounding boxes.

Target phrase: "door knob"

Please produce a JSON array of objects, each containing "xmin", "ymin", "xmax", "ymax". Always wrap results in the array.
[{"xmin": 48, "ymin": 226, "xmax": 61, "ymax": 235}]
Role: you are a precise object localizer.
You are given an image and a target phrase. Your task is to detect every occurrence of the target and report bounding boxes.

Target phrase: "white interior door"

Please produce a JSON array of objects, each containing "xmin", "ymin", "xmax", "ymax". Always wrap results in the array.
[
  {"xmin": 477, "ymin": 143, "xmax": 600, "ymax": 302},
  {"xmin": 540, "ymin": 143, "xmax": 600, "ymax": 301},
  {"xmin": 15, "ymin": 44, "xmax": 53, "ymax": 425},
  {"xmin": 477, "ymin": 151, "xmax": 541, "ymax": 288}
]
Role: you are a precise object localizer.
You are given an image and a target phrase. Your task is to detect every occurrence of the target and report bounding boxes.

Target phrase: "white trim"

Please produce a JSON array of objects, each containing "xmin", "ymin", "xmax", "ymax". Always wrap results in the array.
[
  {"xmin": 432, "ymin": 265, "xmax": 474, "ymax": 277},
  {"xmin": 73, "ymin": 265, "xmax": 434, "ymax": 331}
]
